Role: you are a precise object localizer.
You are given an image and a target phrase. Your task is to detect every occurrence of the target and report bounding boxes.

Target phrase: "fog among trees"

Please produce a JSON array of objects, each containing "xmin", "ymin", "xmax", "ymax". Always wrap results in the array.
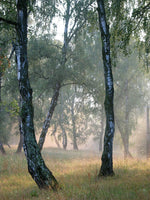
[{"xmin": 0, "ymin": 0, "xmax": 150, "ymax": 192}]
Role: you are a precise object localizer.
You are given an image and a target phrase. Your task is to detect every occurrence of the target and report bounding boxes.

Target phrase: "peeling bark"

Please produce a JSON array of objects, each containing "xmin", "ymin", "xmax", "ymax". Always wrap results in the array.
[
  {"xmin": 97, "ymin": 0, "xmax": 115, "ymax": 176},
  {"xmin": 15, "ymin": 0, "xmax": 58, "ymax": 190}
]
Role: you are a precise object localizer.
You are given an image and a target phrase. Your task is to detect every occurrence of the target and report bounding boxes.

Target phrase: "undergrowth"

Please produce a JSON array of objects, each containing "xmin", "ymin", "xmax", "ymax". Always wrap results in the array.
[{"xmin": 0, "ymin": 148, "xmax": 150, "ymax": 200}]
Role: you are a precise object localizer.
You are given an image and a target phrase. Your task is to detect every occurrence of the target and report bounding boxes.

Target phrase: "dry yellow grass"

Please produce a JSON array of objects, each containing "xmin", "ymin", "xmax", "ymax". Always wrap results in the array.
[{"xmin": 0, "ymin": 148, "xmax": 150, "ymax": 200}]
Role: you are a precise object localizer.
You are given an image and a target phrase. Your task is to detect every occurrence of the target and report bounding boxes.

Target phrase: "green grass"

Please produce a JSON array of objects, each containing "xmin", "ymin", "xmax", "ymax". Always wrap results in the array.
[{"xmin": 0, "ymin": 148, "xmax": 150, "ymax": 200}]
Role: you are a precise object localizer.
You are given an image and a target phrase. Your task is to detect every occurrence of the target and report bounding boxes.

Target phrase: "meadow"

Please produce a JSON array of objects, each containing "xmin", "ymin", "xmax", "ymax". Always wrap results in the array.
[{"xmin": 0, "ymin": 148, "xmax": 150, "ymax": 200}]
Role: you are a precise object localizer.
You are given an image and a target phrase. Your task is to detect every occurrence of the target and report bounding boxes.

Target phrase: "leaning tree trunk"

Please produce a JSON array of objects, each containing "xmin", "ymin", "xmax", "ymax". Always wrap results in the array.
[
  {"xmin": 15, "ymin": 0, "xmax": 58, "ymax": 190},
  {"xmin": 37, "ymin": 1, "xmax": 70, "ymax": 151},
  {"xmin": 97, "ymin": 0, "xmax": 115, "ymax": 177},
  {"xmin": 38, "ymin": 83, "xmax": 60, "ymax": 151}
]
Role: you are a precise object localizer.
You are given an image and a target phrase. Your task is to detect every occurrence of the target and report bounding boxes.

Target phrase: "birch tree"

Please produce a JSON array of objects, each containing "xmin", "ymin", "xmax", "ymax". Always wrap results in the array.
[
  {"xmin": 97, "ymin": 0, "xmax": 115, "ymax": 176},
  {"xmin": 0, "ymin": 0, "xmax": 59, "ymax": 190}
]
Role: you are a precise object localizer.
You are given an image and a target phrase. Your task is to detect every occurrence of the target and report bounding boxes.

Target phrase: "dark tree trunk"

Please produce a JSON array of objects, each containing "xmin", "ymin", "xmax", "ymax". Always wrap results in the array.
[
  {"xmin": 38, "ymin": 83, "xmax": 60, "ymax": 151},
  {"xmin": 15, "ymin": 0, "xmax": 58, "ymax": 190},
  {"xmin": 146, "ymin": 104, "xmax": 150, "ymax": 159},
  {"xmin": 71, "ymin": 93, "xmax": 78, "ymax": 150},
  {"xmin": 97, "ymin": 0, "xmax": 115, "ymax": 177},
  {"xmin": 0, "ymin": 142, "xmax": 6, "ymax": 155}
]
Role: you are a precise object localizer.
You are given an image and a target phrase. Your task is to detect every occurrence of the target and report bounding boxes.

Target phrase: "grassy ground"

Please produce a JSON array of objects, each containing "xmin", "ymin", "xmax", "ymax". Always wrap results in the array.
[{"xmin": 0, "ymin": 148, "xmax": 150, "ymax": 200}]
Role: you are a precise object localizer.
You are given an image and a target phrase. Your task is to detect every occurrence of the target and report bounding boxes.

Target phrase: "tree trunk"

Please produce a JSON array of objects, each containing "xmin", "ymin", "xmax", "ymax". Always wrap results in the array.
[
  {"xmin": 97, "ymin": 0, "xmax": 115, "ymax": 177},
  {"xmin": 15, "ymin": 0, "xmax": 58, "ymax": 190},
  {"xmin": 16, "ymin": 117, "xmax": 24, "ymax": 153},
  {"xmin": 38, "ymin": 83, "xmax": 60, "ymax": 151},
  {"xmin": 59, "ymin": 91, "xmax": 67, "ymax": 150},
  {"xmin": 51, "ymin": 124, "xmax": 61, "ymax": 148},
  {"xmin": 116, "ymin": 119, "xmax": 133, "ymax": 159},
  {"xmin": 146, "ymin": 104, "xmax": 150, "ymax": 159},
  {"xmin": 124, "ymin": 80, "xmax": 133, "ymax": 159},
  {"xmin": 37, "ymin": 1, "xmax": 70, "ymax": 151},
  {"xmin": 16, "ymin": 128, "xmax": 24, "ymax": 153},
  {"xmin": 60, "ymin": 123, "xmax": 67, "ymax": 150},
  {"xmin": 71, "ymin": 92, "xmax": 78, "ymax": 150},
  {"xmin": 16, "ymin": 134, "xmax": 24, "ymax": 153},
  {"xmin": 0, "ymin": 64, "xmax": 5, "ymax": 155},
  {"xmin": 0, "ymin": 142, "xmax": 6, "ymax": 154},
  {"xmin": 99, "ymin": 105, "xmax": 104, "ymax": 152}
]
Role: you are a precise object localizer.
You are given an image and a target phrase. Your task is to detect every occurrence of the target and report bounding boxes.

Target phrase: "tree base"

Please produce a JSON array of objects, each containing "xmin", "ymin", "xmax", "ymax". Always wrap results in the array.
[{"xmin": 98, "ymin": 170, "xmax": 115, "ymax": 178}]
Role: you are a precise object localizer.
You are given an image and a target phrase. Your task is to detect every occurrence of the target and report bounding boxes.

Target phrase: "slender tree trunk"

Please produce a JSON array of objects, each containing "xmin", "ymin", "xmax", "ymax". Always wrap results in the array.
[
  {"xmin": 99, "ymin": 105, "xmax": 104, "ymax": 152},
  {"xmin": 0, "ymin": 68, "xmax": 5, "ymax": 155},
  {"xmin": 116, "ymin": 119, "xmax": 133, "ymax": 159},
  {"xmin": 0, "ymin": 142, "xmax": 6, "ymax": 154},
  {"xmin": 16, "ymin": 117, "xmax": 24, "ymax": 153},
  {"xmin": 15, "ymin": 0, "xmax": 58, "ymax": 190},
  {"xmin": 37, "ymin": 1, "xmax": 70, "ymax": 151},
  {"xmin": 71, "ymin": 92, "xmax": 78, "ymax": 150},
  {"xmin": 38, "ymin": 83, "xmax": 60, "ymax": 151},
  {"xmin": 59, "ymin": 91, "xmax": 67, "ymax": 150},
  {"xmin": 124, "ymin": 80, "xmax": 133, "ymax": 158},
  {"xmin": 146, "ymin": 104, "xmax": 150, "ymax": 159},
  {"xmin": 51, "ymin": 124, "xmax": 61, "ymax": 148},
  {"xmin": 97, "ymin": 0, "xmax": 115, "ymax": 177},
  {"xmin": 16, "ymin": 134, "xmax": 23, "ymax": 153},
  {"xmin": 60, "ymin": 123, "xmax": 67, "ymax": 150},
  {"xmin": 16, "ymin": 127, "xmax": 24, "ymax": 153}
]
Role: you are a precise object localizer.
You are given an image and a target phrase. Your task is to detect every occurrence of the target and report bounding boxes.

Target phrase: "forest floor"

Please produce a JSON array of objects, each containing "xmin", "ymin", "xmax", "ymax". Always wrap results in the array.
[{"xmin": 0, "ymin": 147, "xmax": 150, "ymax": 200}]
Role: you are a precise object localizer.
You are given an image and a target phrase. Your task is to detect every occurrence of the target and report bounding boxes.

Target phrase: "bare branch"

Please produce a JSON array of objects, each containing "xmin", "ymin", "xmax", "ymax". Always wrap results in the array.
[{"xmin": 0, "ymin": 17, "xmax": 17, "ymax": 26}]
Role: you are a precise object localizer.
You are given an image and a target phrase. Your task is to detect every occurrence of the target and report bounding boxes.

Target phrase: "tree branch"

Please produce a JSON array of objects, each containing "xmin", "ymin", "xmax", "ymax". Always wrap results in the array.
[{"xmin": 0, "ymin": 17, "xmax": 17, "ymax": 26}]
